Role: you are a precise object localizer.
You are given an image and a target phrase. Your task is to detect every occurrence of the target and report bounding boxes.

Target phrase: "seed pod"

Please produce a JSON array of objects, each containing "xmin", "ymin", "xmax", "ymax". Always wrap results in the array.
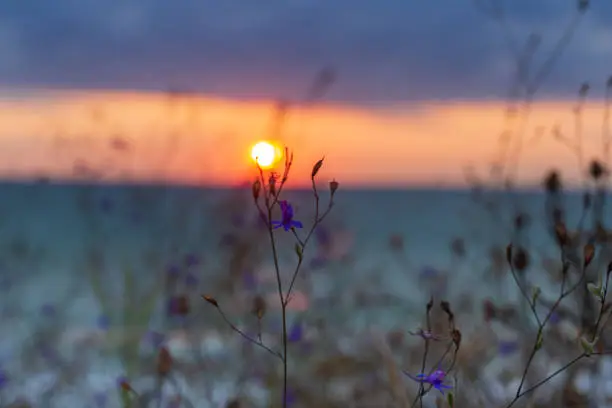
[
  {"xmin": 252, "ymin": 295, "xmax": 267, "ymax": 319},
  {"xmin": 202, "ymin": 295, "xmax": 219, "ymax": 308},
  {"xmin": 156, "ymin": 346, "xmax": 172, "ymax": 376},
  {"xmin": 583, "ymin": 243, "xmax": 595, "ymax": 267},
  {"xmin": 312, "ymin": 158, "xmax": 324, "ymax": 179}
]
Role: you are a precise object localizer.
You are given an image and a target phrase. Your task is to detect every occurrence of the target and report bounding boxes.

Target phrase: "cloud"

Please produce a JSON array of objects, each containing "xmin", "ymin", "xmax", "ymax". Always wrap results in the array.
[{"xmin": 1, "ymin": 0, "xmax": 610, "ymax": 103}]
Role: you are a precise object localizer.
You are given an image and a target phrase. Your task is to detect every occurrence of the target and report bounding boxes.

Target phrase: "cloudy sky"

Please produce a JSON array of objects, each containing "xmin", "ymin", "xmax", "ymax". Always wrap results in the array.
[
  {"xmin": 0, "ymin": 1, "xmax": 610, "ymax": 187},
  {"xmin": 1, "ymin": 0, "xmax": 610, "ymax": 103}
]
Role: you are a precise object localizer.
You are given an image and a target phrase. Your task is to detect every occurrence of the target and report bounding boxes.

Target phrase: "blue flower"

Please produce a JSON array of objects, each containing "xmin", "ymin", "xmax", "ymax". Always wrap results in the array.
[
  {"xmin": 498, "ymin": 340, "xmax": 519, "ymax": 356},
  {"xmin": 272, "ymin": 201, "xmax": 303, "ymax": 231},
  {"xmin": 403, "ymin": 368, "xmax": 453, "ymax": 395},
  {"xmin": 288, "ymin": 322, "xmax": 303, "ymax": 342}
]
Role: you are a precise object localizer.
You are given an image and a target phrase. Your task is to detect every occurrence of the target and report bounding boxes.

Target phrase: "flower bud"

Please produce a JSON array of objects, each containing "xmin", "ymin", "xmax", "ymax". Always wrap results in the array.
[
  {"xmin": 312, "ymin": 158, "xmax": 324, "ymax": 179},
  {"xmin": 252, "ymin": 179, "xmax": 261, "ymax": 201},
  {"xmin": 201, "ymin": 295, "xmax": 219, "ymax": 307},
  {"xmin": 329, "ymin": 179, "xmax": 339, "ymax": 196}
]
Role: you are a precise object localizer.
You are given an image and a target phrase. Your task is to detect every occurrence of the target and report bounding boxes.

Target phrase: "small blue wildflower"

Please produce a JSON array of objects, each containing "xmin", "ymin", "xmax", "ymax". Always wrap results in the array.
[
  {"xmin": 288, "ymin": 322, "xmax": 303, "ymax": 342},
  {"xmin": 284, "ymin": 387, "xmax": 297, "ymax": 406},
  {"xmin": 549, "ymin": 311, "xmax": 560, "ymax": 324},
  {"xmin": 96, "ymin": 315, "xmax": 111, "ymax": 330},
  {"xmin": 272, "ymin": 201, "xmax": 303, "ymax": 231},
  {"xmin": 403, "ymin": 368, "xmax": 453, "ymax": 395},
  {"xmin": 498, "ymin": 340, "xmax": 519, "ymax": 356}
]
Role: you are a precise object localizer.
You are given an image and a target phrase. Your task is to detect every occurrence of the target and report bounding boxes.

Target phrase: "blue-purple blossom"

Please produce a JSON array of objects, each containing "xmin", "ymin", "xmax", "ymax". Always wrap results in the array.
[
  {"xmin": 403, "ymin": 368, "xmax": 453, "ymax": 395},
  {"xmin": 272, "ymin": 201, "xmax": 303, "ymax": 231},
  {"xmin": 498, "ymin": 340, "xmax": 519, "ymax": 356},
  {"xmin": 288, "ymin": 322, "xmax": 303, "ymax": 342}
]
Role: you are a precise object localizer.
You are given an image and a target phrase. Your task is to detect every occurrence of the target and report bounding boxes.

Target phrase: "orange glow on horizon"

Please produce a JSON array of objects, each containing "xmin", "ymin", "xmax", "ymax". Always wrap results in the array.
[{"xmin": 0, "ymin": 89, "xmax": 606, "ymax": 188}]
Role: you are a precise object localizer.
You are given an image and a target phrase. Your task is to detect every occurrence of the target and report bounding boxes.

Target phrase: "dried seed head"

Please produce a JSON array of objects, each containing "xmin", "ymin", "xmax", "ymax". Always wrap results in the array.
[
  {"xmin": 268, "ymin": 173, "xmax": 278, "ymax": 196},
  {"xmin": 252, "ymin": 179, "xmax": 261, "ymax": 201},
  {"xmin": 512, "ymin": 247, "xmax": 530, "ymax": 271},
  {"xmin": 312, "ymin": 158, "xmax": 324, "ymax": 179},
  {"xmin": 589, "ymin": 160, "xmax": 606, "ymax": 181},
  {"xmin": 329, "ymin": 179, "xmax": 339, "ymax": 196},
  {"xmin": 202, "ymin": 295, "xmax": 219, "ymax": 307},
  {"xmin": 252, "ymin": 295, "xmax": 267, "ymax": 319},
  {"xmin": 451, "ymin": 328, "xmax": 462, "ymax": 349},
  {"xmin": 506, "ymin": 244, "xmax": 513, "ymax": 265},
  {"xmin": 583, "ymin": 244, "xmax": 595, "ymax": 267},
  {"xmin": 156, "ymin": 346, "xmax": 172, "ymax": 376},
  {"xmin": 543, "ymin": 170, "xmax": 562, "ymax": 194}
]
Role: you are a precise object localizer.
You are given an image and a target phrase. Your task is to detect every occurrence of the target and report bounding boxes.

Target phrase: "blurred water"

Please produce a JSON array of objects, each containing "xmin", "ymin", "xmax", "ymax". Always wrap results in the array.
[{"xmin": 0, "ymin": 181, "xmax": 608, "ymax": 407}]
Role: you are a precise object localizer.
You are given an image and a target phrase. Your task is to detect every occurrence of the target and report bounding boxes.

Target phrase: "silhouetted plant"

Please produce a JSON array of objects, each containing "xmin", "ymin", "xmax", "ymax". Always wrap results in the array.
[{"xmin": 203, "ymin": 150, "xmax": 337, "ymax": 408}]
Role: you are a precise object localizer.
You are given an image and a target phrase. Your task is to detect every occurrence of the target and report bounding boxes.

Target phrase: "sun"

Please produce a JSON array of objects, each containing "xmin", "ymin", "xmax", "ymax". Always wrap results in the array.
[{"xmin": 250, "ymin": 141, "xmax": 281, "ymax": 168}]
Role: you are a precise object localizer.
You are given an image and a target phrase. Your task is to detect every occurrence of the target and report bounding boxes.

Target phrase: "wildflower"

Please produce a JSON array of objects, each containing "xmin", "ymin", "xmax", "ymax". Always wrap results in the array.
[
  {"xmin": 272, "ymin": 201, "xmax": 303, "ymax": 231},
  {"xmin": 403, "ymin": 368, "xmax": 453, "ymax": 395},
  {"xmin": 288, "ymin": 321, "xmax": 303, "ymax": 342}
]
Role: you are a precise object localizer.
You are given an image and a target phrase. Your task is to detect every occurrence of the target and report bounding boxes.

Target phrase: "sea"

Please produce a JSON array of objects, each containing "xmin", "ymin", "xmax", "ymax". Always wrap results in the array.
[{"xmin": 0, "ymin": 181, "xmax": 609, "ymax": 407}]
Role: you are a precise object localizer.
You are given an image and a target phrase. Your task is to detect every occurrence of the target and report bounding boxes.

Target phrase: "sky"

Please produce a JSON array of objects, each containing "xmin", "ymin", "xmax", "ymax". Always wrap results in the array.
[{"xmin": 1, "ymin": 0, "xmax": 611, "ymax": 187}]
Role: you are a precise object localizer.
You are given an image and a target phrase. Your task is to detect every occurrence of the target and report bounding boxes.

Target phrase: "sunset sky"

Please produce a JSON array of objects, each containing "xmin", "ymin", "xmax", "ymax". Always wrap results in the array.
[{"xmin": 1, "ymin": 0, "xmax": 611, "ymax": 187}]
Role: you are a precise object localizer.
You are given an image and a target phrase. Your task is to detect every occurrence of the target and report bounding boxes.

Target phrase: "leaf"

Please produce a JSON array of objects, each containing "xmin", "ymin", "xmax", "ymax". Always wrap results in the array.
[
  {"xmin": 447, "ymin": 391, "xmax": 455, "ymax": 407},
  {"xmin": 311, "ymin": 158, "xmax": 324, "ymax": 179},
  {"xmin": 535, "ymin": 330, "xmax": 544, "ymax": 351},
  {"xmin": 580, "ymin": 336, "xmax": 595, "ymax": 356}
]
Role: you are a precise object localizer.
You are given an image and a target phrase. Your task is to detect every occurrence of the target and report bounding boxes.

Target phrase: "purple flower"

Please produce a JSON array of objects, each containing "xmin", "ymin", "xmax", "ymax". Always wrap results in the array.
[
  {"xmin": 288, "ymin": 322, "xmax": 303, "ymax": 342},
  {"xmin": 498, "ymin": 340, "xmax": 519, "ymax": 355},
  {"xmin": 403, "ymin": 368, "xmax": 453, "ymax": 395},
  {"xmin": 284, "ymin": 387, "xmax": 297, "ymax": 406},
  {"xmin": 272, "ymin": 201, "xmax": 303, "ymax": 231}
]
